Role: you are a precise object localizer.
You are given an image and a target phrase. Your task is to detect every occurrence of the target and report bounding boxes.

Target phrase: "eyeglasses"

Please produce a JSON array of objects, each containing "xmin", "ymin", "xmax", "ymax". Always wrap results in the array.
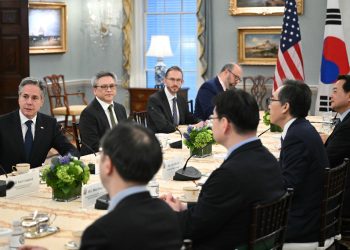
[
  {"xmin": 94, "ymin": 84, "xmax": 117, "ymax": 90},
  {"xmin": 227, "ymin": 70, "xmax": 241, "ymax": 83},
  {"xmin": 209, "ymin": 115, "xmax": 220, "ymax": 121},
  {"xmin": 267, "ymin": 97, "xmax": 281, "ymax": 105},
  {"xmin": 166, "ymin": 78, "xmax": 183, "ymax": 83}
]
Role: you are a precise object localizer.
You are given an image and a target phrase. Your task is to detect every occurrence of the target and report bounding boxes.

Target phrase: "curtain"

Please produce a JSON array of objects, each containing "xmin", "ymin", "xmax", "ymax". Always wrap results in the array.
[
  {"xmin": 122, "ymin": 0, "xmax": 133, "ymax": 88},
  {"xmin": 197, "ymin": 0, "xmax": 213, "ymax": 81}
]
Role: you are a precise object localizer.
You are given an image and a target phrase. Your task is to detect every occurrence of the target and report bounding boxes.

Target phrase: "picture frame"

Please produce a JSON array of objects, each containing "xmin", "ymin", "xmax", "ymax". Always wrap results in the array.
[
  {"xmin": 229, "ymin": 0, "xmax": 303, "ymax": 16},
  {"xmin": 238, "ymin": 26, "xmax": 281, "ymax": 65},
  {"xmin": 29, "ymin": 2, "xmax": 67, "ymax": 54}
]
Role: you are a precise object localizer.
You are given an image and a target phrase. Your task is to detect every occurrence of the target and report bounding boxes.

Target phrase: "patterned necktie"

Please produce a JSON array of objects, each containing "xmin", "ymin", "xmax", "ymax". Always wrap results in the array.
[
  {"xmin": 172, "ymin": 97, "xmax": 178, "ymax": 125},
  {"xmin": 108, "ymin": 104, "xmax": 117, "ymax": 128},
  {"xmin": 24, "ymin": 120, "xmax": 33, "ymax": 161}
]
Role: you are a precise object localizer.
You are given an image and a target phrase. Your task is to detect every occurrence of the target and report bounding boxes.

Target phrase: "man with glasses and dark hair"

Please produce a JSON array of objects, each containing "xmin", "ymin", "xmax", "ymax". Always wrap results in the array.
[
  {"xmin": 147, "ymin": 66, "xmax": 200, "ymax": 133},
  {"xmin": 324, "ymin": 74, "xmax": 350, "ymax": 235},
  {"xmin": 194, "ymin": 62, "xmax": 243, "ymax": 121},
  {"xmin": 0, "ymin": 77, "xmax": 78, "ymax": 173},
  {"xmin": 162, "ymin": 89, "xmax": 284, "ymax": 249},
  {"xmin": 79, "ymin": 71, "xmax": 127, "ymax": 155},
  {"xmin": 268, "ymin": 80, "xmax": 329, "ymax": 245}
]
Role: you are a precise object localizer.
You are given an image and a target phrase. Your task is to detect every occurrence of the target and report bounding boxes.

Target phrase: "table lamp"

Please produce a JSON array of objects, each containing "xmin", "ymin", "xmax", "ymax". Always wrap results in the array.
[{"xmin": 146, "ymin": 35, "xmax": 173, "ymax": 87}]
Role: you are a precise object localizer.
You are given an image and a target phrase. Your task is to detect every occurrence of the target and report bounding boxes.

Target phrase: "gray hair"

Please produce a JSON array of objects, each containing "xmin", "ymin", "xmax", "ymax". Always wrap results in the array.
[
  {"xmin": 91, "ymin": 71, "xmax": 118, "ymax": 87},
  {"xmin": 18, "ymin": 77, "xmax": 46, "ymax": 98}
]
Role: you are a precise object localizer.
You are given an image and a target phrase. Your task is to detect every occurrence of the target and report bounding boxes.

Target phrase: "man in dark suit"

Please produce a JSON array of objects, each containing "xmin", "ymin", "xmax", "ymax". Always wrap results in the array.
[
  {"xmin": 194, "ymin": 63, "xmax": 243, "ymax": 121},
  {"xmin": 147, "ymin": 66, "xmax": 200, "ymax": 133},
  {"xmin": 80, "ymin": 123, "xmax": 182, "ymax": 250},
  {"xmin": 0, "ymin": 77, "xmax": 78, "ymax": 174},
  {"xmin": 325, "ymin": 74, "xmax": 350, "ymax": 232},
  {"xmin": 79, "ymin": 71, "xmax": 127, "ymax": 155},
  {"xmin": 162, "ymin": 89, "xmax": 285, "ymax": 249},
  {"xmin": 269, "ymin": 80, "xmax": 329, "ymax": 243}
]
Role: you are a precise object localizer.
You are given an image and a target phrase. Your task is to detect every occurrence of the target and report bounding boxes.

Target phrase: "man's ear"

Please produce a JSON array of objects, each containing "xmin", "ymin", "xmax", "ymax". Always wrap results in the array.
[
  {"xmin": 281, "ymin": 102, "xmax": 290, "ymax": 115},
  {"xmin": 103, "ymin": 155, "xmax": 114, "ymax": 175}
]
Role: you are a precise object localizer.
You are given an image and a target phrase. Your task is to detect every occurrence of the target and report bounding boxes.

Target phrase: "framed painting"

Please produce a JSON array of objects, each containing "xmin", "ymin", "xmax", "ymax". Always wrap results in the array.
[
  {"xmin": 229, "ymin": 0, "xmax": 303, "ymax": 16},
  {"xmin": 238, "ymin": 26, "xmax": 281, "ymax": 65},
  {"xmin": 29, "ymin": 2, "xmax": 67, "ymax": 54}
]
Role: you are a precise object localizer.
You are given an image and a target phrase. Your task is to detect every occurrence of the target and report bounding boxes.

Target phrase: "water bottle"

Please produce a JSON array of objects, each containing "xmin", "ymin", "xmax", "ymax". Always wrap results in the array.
[{"xmin": 10, "ymin": 220, "xmax": 25, "ymax": 249}]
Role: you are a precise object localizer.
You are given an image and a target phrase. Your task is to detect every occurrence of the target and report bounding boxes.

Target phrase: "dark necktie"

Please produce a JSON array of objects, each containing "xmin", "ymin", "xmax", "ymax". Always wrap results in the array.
[
  {"xmin": 108, "ymin": 104, "xmax": 116, "ymax": 127},
  {"xmin": 332, "ymin": 118, "xmax": 341, "ymax": 128},
  {"xmin": 172, "ymin": 97, "xmax": 178, "ymax": 125},
  {"xmin": 24, "ymin": 120, "xmax": 33, "ymax": 161}
]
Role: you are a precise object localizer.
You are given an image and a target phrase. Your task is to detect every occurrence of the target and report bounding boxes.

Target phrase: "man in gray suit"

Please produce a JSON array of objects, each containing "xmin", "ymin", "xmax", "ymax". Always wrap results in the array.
[{"xmin": 79, "ymin": 71, "xmax": 127, "ymax": 155}]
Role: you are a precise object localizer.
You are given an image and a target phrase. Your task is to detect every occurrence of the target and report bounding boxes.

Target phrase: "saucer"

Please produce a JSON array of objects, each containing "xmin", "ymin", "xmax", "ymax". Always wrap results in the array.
[
  {"xmin": 179, "ymin": 195, "xmax": 198, "ymax": 203},
  {"xmin": 24, "ymin": 226, "xmax": 60, "ymax": 239},
  {"xmin": 65, "ymin": 241, "xmax": 79, "ymax": 250}
]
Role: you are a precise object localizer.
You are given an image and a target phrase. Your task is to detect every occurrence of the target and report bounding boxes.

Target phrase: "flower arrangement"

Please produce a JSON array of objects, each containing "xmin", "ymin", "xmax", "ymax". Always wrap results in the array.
[
  {"xmin": 42, "ymin": 154, "xmax": 90, "ymax": 201},
  {"xmin": 183, "ymin": 126, "xmax": 215, "ymax": 157},
  {"xmin": 263, "ymin": 110, "xmax": 283, "ymax": 132}
]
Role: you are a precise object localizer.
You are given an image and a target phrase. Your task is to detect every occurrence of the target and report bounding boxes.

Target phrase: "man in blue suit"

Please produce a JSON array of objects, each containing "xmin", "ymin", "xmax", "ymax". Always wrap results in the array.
[
  {"xmin": 269, "ymin": 80, "xmax": 329, "ymax": 244},
  {"xmin": 194, "ymin": 63, "xmax": 243, "ymax": 121}
]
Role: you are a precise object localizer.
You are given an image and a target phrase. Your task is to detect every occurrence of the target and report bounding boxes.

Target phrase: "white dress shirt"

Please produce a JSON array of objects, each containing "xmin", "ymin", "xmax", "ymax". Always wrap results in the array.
[
  {"xmin": 19, "ymin": 110, "xmax": 37, "ymax": 141},
  {"xmin": 96, "ymin": 97, "xmax": 118, "ymax": 128}
]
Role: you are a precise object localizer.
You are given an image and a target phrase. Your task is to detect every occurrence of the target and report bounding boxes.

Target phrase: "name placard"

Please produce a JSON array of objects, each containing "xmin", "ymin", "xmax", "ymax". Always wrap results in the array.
[
  {"xmin": 162, "ymin": 157, "xmax": 183, "ymax": 180},
  {"xmin": 7, "ymin": 169, "xmax": 40, "ymax": 198},
  {"xmin": 81, "ymin": 182, "xmax": 106, "ymax": 208}
]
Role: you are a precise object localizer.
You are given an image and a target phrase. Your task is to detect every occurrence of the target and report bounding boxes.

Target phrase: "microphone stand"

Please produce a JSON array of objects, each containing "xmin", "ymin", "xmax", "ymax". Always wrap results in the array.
[
  {"xmin": 258, "ymin": 127, "xmax": 271, "ymax": 137},
  {"xmin": 169, "ymin": 127, "xmax": 183, "ymax": 149},
  {"xmin": 173, "ymin": 148, "xmax": 202, "ymax": 181},
  {"xmin": 60, "ymin": 125, "xmax": 97, "ymax": 157},
  {"xmin": 0, "ymin": 165, "xmax": 15, "ymax": 197}
]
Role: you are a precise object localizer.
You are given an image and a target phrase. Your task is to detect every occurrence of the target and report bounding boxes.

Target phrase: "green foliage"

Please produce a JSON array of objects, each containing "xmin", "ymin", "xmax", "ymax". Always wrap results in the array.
[
  {"xmin": 183, "ymin": 126, "xmax": 215, "ymax": 151},
  {"xmin": 263, "ymin": 110, "xmax": 271, "ymax": 126},
  {"xmin": 42, "ymin": 154, "xmax": 90, "ymax": 195}
]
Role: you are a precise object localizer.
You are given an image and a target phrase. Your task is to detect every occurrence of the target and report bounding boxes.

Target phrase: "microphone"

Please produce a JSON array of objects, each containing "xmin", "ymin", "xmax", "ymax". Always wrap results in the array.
[
  {"xmin": 0, "ymin": 164, "xmax": 15, "ymax": 197},
  {"xmin": 59, "ymin": 125, "xmax": 96, "ymax": 157},
  {"xmin": 258, "ymin": 128, "xmax": 271, "ymax": 137},
  {"xmin": 169, "ymin": 127, "xmax": 183, "ymax": 149},
  {"xmin": 173, "ymin": 149, "xmax": 202, "ymax": 181}
]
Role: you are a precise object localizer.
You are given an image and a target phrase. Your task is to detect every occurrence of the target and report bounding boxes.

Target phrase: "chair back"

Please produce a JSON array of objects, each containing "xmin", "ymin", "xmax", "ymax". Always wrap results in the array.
[
  {"xmin": 248, "ymin": 189, "xmax": 294, "ymax": 250},
  {"xmin": 243, "ymin": 76, "xmax": 273, "ymax": 110},
  {"xmin": 132, "ymin": 111, "xmax": 148, "ymax": 127},
  {"xmin": 43, "ymin": 74, "xmax": 68, "ymax": 114},
  {"xmin": 72, "ymin": 122, "xmax": 81, "ymax": 152},
  {"xmin": 187, "ymin": 99, "xmax": 194, "ymax": 114},
  {"xmin": 318, "ymin": 158, "xmax": 349, "ymax": 248}
]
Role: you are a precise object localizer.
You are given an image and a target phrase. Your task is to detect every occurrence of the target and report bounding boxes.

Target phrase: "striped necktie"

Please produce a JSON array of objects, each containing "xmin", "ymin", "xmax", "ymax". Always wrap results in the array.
[{"xmin": 108, "ymin": 104, "xmax": 117, "ymax": 127}]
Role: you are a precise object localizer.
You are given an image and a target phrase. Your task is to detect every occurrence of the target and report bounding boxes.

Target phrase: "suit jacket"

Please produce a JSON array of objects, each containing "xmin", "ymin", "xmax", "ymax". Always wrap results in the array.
[
  {"xmin": 194, "ymin": 76, "xmax": 224, "ymax": 121},
  {"xmin": 0, "ymin": 110, "xmax": 78, "ymax": 173},
  {"xmin": 279, "ymin": 118, "xmax": 329, "ymax": 242},
  {"xmin": 147, "ymin": 89, "xmax": 198, "ymax": 133},
  {"xmin": 177, "ymin": 140, "xmax": 285, "ymax": 250},
  {"xmin": 325, "ymin": 112, "xmax": 350, "ymax": 217},
  {"xmin": 80, "ymin": 192, "xmax": 182, "ymax": 250},
  {"xmin": 79, "ymin": 98, "xmax": 127, "ymax": 155}
]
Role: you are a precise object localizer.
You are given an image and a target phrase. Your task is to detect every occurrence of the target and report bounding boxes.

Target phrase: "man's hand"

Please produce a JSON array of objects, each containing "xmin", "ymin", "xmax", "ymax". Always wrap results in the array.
[{"xmin": 160, "ymin": 192, "xmax": 187, "ymax": 212}]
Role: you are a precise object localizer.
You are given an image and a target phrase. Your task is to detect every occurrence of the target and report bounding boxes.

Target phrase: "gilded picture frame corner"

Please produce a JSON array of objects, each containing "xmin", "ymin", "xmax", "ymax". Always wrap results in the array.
[{"xmin": 29, "ymin": 2, "xmax": 67, "ymax": 54}]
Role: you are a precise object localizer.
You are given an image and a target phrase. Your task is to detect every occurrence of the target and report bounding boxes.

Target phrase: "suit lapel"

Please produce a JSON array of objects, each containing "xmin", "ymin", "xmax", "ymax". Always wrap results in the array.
[
  {"xmin": 177, "ymin": 97, "xmax": 185, "ymax": 124},
  {"xmin": 93, "ymin": 98, "xmax": 110, "ymax": 128},
  {"xmin": 12, "ymin": 111, "xmax": 26, "ymax": 159},
  {"xmin": 326, "ymin": 112, "xmax": 350, "ymax": 145},
  {"xmin": 30, "ymin": 113, "xmax": 46, "ymax": 161},
  {"xmin": 160, "ymin": 90, "xmax": 173, "ymax": 122}
]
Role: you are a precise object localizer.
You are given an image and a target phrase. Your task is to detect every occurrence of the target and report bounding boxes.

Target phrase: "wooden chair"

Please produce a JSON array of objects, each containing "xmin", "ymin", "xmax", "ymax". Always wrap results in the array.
[
  {"xmin": 247, "ymin": 189, "xmax": 293, "ymax": 250},
  {"xmin": 187, "ymin": 99, "xmax": 194, "ymax": 114},
  {"xmin": 283, "ymin": 159, "xmax": 349, "ymax": 250},
  {"xmin": 72, "ymin": 122, "xmax": 81, "ymax": 152},
  {"xmin": 43, "ymin": 74, "xmax": 87, "ymax": 128},
  {"xmin": 243, "ymin": 75, "xmax": 273, "ymax": 110},
  {"xmin": 132, "ymin": 111, "xmax": 148, "ymax": 127}
]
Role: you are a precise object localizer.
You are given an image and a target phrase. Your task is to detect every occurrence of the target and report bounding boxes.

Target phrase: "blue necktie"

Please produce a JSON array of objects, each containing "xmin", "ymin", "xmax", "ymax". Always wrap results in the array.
[
  {"xmin": 24, "ymin": 120, "xmax": 33, "ymax": 161},
  {"xmin": 172, "ymin": 97, "xmax": 178, "ymax": 125}
]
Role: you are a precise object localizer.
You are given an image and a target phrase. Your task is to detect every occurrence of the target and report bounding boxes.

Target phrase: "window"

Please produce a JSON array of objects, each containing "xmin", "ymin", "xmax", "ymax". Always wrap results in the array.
[{"xmin": 145, "ymin": 0, "xmax": 197, "ymax": 102}]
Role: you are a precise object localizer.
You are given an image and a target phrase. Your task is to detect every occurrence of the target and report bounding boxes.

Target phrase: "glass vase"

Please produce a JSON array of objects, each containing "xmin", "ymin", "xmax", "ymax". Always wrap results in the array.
[
  {"xmin": 191, "ymin": 144, "xmax": 212, "ymax": 158},
  {"xmin": 52, "ymin": 184, "xmax": 81, "ymax": 202}
]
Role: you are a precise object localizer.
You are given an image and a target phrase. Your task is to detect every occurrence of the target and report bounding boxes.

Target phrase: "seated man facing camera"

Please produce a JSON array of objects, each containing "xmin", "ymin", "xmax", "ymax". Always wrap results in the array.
[{"xmin": 20, "ymin": 123, "xmax": 182, "ymax": 250}]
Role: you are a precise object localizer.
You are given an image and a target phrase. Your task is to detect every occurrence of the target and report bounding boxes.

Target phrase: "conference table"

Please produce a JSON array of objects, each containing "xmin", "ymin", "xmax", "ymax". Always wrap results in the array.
[{"xmin": 0, "ymin": 114, "xmax": 325, "ymax": 249}]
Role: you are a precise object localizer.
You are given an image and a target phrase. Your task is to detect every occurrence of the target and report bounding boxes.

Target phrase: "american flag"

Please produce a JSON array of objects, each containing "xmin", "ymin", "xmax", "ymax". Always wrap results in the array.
[{"xmin": 273, "ymin": 0, "xmax": 304, "ymax": 91}]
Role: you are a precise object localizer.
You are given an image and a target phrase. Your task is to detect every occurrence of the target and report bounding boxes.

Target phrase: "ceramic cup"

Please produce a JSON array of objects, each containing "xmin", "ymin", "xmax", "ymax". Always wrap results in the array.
[
  {"xmin": 183, "ymin": 186, "xmax": 200, "ymax": 202},
  {"xmin": 12, "ymin": 163, "xmax": 30, "ymax": 174}
]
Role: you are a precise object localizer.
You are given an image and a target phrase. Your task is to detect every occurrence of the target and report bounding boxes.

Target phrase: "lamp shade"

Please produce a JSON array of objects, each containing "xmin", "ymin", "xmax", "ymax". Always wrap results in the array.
[{"xmin": 146, "ymin": 35, "xmax": 173, "ymax": 58}]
